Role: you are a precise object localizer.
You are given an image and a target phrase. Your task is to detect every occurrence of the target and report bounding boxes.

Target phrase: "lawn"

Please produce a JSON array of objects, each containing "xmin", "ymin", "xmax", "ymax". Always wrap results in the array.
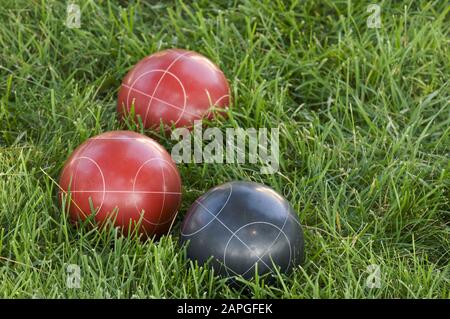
[{"xmin": 0, "ymin": 0, "xmax": 448, "ymax": 298}]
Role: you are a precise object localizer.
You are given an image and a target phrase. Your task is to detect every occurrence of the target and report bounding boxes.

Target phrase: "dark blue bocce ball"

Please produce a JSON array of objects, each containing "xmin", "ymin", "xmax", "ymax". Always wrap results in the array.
[{"xmin": 180, "ymin": 181, "xmax": 304, "ymax": 280}]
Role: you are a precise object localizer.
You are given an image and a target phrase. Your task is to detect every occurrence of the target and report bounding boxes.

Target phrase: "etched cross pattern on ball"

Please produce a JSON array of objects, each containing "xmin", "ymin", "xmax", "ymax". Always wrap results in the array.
[
  {"xmin": 118, "ymin": 49, "xmax": 230, "ymax": 130},
  {"xmin": 180, "ymin": 182, "xmax": 304, "ymax": 280},
  {"xmin": 59, "ymin": 131, "xmax": 182, "ymax": 237}
]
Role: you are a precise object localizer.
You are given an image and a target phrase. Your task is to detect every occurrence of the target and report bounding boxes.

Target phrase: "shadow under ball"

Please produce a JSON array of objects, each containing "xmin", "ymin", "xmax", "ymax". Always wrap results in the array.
[
  {"xmin": 58, "ymin": 131, "xmax": 182, "ymax": 238},
  {"xmin": 180, "ymin": 181, "xmax": 304, "ymax": 280},
  {"xmin": 118, "ymin": 48, "xmax": 230, "ymax": 130}
]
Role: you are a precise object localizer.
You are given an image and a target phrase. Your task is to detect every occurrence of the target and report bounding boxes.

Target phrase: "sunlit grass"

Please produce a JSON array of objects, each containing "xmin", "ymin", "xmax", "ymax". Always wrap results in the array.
[{"xmin": 0, "ymin": 0, "xmax": 448, "ymax": 298}]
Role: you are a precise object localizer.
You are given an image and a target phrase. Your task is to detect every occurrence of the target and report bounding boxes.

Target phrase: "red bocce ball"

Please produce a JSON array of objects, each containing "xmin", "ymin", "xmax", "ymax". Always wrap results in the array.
[
  {"xmin": 117, "ymin": 49, "xmax": 230, "ymax": 130},
  {"xmin": 58, "ymin": 131, "xmax": 182, "ymax": 237}
]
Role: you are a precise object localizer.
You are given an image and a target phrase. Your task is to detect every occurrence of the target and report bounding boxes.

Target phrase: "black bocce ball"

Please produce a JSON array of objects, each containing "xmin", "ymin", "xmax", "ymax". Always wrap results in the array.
[{"xmin": 180, "ymin": 181, "xmax": 304, "ymax": 280}]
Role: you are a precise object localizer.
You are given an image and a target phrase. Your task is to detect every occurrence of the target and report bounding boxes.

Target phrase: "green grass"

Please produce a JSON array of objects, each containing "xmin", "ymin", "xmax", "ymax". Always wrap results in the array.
[{"xmin": 0, "ymin": 0, "xmax": 449, "ymax": 298}]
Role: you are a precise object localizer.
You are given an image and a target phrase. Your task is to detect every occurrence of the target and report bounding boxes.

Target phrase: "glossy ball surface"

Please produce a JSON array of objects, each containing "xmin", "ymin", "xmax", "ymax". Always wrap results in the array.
[
  {"xmin": 180, "ymin": 181, "xmax": 304, "ymax": 280},
  {"xmin": 59, "ymin": 131, "xmax": 182, "ymax": 237},
  {"xmin": 118, "ymin": 49, "xmax": 230, "ymax": 130}
]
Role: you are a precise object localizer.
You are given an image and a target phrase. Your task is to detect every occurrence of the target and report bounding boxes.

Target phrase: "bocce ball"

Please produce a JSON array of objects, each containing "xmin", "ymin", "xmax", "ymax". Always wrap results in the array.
[
  {"xmin": 118, "ymin": 48, "xmax": 230, "ymax": 130},
  {"xmin": 180, "ymin": 181, "xmax": 304, "ymax": 280},
  {"xmin": 59, "ymin": 130, "xmax": 182, "ymax": 238}
]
